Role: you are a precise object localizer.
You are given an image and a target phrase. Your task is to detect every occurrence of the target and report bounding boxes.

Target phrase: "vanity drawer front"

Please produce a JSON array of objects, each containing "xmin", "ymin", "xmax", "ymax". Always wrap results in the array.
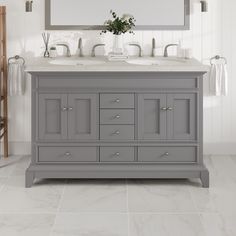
[
  {"xmin": 100, "ymin": 94, "xmax": 134, "ymax": 108},
  {"xmin": 38, "ymin": 146, "xmax": 97, "ymax": 163},
  {"xmin": 138, "ymin": 146, "xmax": 197, "ymax": 163},
  {"xmin": 100, "ymin": 109, "xmax": 134, "ymax": 125},
  {"xmin": 100, "ymin": 125, "xmax": 134, "ymax": 140},
  {"xmin": 100, "ymin": 147, "xmax": 135, "ymax": 162}
]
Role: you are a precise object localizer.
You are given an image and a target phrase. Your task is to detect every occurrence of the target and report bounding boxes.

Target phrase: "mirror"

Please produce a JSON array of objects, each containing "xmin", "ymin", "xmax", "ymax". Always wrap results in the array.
[{"xmin": 45, "ymin": 0, "xmax": 190, "ymax": 30}]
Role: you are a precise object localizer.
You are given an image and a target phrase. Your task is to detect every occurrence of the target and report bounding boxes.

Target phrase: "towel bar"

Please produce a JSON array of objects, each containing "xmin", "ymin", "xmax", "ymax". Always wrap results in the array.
[
  {"xmin": 8, "ymin": 55, "xmax": 25, "ymax": 65},
  {"xmin": 210, "ymin": 55, "xmax": 227, "ymax": 65}
]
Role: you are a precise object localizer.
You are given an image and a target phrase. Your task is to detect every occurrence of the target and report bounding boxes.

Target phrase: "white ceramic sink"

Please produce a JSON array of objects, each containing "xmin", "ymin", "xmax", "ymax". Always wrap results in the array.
[
  {"xmin": 49, "ymin": 58, "xmax": 106, "ymax": 66},
  {"xmin": 126, "ymin": 57, "xmax": 187, "ymax": 66}
]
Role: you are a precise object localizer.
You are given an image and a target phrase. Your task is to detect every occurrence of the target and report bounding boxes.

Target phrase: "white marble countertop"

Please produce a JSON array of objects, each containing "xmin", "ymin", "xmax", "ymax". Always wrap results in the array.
[{"xmin": 25, "ymin": 56, "xmax": 209, "ymax": 73}]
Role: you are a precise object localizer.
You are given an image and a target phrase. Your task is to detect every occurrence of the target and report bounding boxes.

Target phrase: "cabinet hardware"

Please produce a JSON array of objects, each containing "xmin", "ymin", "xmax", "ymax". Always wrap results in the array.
[
  {"xmin": 113, "ymin": 130, "xmax": 120, "ymax": 135},
  {"xmin": 114, "ymin": 114, "xmax": 121, "ymax": 119},
  {"xmin": 164, "ymin": 152, "xmax": 169, "ymax": 156},
  {"xmin": 68, "ymin": 107, "xmax": 73, "ymax": 111},
  {"xmin": 64, "ymin": 152, "xmax": 71, "ymax": 157},
  {"xmin": 167, "ymin": 107, "xmax": 173, "ymax": 111},
  {"xmin": 114, "ymin": 99, "xmax": 120, "ymax": 103},
  {"xmin": 62, "ymin": 107, "xmax": 67, "ymax": 111},
  {"xmin": 161, "ymin": 107, "xmax": 167, "ymax": 111},
  {"xmin": 113, "ymin": 152, "xmax": 120, "ymax": 157}
]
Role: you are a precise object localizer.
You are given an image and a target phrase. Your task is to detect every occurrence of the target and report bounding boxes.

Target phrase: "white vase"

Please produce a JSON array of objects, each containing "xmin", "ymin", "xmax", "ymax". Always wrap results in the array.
[{"xmin": 112, "ymin": 34, "xmax": 124, "ymax": 54}]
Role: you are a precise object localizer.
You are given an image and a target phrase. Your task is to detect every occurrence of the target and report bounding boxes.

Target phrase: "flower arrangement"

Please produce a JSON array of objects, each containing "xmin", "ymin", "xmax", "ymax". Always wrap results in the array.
[{"xmin": 101, "ymin": 10, "xmax": 136, "ymax": 35}]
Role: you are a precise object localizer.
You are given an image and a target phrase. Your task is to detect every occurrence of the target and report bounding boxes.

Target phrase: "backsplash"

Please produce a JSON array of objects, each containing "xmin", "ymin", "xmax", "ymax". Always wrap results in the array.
[{"xmin": 1, "ymin": 0, "xmax": 236, "ymax": 155}]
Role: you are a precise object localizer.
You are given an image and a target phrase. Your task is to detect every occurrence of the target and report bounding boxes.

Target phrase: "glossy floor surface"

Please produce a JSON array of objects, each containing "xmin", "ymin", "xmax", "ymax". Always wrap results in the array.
[{"xmin": 0, "ymin": 155, "xmax": 235, "ymax": 236}]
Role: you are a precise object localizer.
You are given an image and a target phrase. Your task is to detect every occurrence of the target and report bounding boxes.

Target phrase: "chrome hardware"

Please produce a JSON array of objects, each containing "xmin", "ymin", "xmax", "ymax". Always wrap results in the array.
[
  {"xmin": 151, "ymin": 38, "xmax": 156, "ymax": 57},
  {"xmin": 114, "ymin": 114, "xmax": 121, "ymax": 119},
  {"xmin": 164, "ymin": 44, "xmax": 178, "ymax": 57},
  {"xmin": 56, "ymin": 43, "xmax": 71, "ymax": 57},
  {"xmin": 113, "ymin": 130, "xmax": 120, "ymax": 135},
  {"xmin": 91, "ymin": 44, "xmax": 105, "ymax": 57},
  {"xmin": 114, "ymin": 99, "xmax": 120, "ymax": 103},
  {"xmin": 62, "ymin": 107, "xmax": 68, "ymax": 111},
  {"xmin": 161, "ymin": 107, "xmax": 167, "ymax": 111},
  {"xmin": 114, "ymin": 152, "xmax": 120, "ymax": 157},
  {"xmin": 164, "ymin": 152, "xmax": 169, "ymax": 156},
  {"xmin": 129, "ymin": 43, "xmax": 142, "ymax": 57},
  {"xmin": 78, "ymin": 38, "xmax": 83, "ymax": 57},
  {"xmin": 167, "ymin": 107, "xmax": 173, "ymax": 111},
  {"xmin": 64, "ymin": 152, "xmax": 71, "ymax": 157},
  {"xmin": 68, "ymin": 107, "xmax": 73, "ymax": 111}
]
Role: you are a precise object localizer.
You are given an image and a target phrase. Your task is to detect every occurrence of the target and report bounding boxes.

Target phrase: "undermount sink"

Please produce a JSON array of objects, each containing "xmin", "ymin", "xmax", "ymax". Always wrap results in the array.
[
  {"xmin": 126, "ymin": 57, "xmax": 187, "ymax": 66},
  {"xmin": 49, "ymin": 58, "xmax": 106, "ymax": 66}
]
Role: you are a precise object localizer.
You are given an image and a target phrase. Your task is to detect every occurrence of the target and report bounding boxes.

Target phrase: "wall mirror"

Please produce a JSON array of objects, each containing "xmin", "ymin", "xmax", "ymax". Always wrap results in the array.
[{"xmin": 45, "ymin": 0, "xmax": 190, "ymax": 30}]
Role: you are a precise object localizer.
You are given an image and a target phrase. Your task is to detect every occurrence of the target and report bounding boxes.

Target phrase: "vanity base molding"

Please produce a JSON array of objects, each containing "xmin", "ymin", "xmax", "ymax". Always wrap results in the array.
[{"xmin": 26, "ymin": 164, "xmax": 209, "ymax": 188}]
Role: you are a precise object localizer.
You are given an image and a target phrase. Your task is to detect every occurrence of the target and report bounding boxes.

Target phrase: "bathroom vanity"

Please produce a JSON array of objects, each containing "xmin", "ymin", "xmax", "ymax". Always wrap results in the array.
[{"xmin": 25, "ymin": 57, "xmax": 209, "ymax": 187}]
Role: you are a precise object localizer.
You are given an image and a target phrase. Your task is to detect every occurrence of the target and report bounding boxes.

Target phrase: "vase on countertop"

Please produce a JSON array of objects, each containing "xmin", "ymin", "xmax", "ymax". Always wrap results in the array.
[{"xmin": 112, "ymin": 34, "xmax": 124, "ymax": 55}]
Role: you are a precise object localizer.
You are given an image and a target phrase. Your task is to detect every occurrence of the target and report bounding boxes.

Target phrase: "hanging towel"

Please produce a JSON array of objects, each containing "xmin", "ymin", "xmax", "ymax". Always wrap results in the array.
[
  {"xmin": 209, "ymin": 63, "xmax": 228, "ymax": 96},
  {"xmin": 8, "ymin": 62, "xmax": 26, "ymax": 96}
]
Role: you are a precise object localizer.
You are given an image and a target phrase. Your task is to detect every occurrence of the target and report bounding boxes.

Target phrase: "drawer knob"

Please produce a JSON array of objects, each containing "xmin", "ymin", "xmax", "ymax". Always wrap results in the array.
[
  {"xmin": 68, "ymin": 107, "xmax": 73, "ymax": 111},
  {"xmin": 62, "ymin": 107, "xmax": 68, "ymax": 111},
  {"xmin": 161, "ymin": 107, "xmax": 167, "ymax": 111},
  {"xmin": 114, "ymin": 114, "xmax": 121, "ymax": 119},
  {"xmin": 164, "ymin": 152, "xmax": 169, "ymax": 156},
  {"xmin": 64, "ymin": 152, "xmax": 71, "ymax": 157},
  {"xmin": 114, "ymin": 152, "xmax": 120, "ymax": 157},
  {"xmin": 167, "ymin": 107, "xmax": 173, "ymax": 111},
  {"xmin": 114, "ymin": 99, "xmax": 120, "ymax": 103},
  {"xmin": 113, "ymin": 130, "xmax": 120, "ymax": 135}
]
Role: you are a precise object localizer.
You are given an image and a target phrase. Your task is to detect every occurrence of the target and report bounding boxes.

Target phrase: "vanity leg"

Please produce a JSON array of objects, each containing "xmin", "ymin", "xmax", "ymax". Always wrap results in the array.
[
  {"xmin": 25, "ymin": 170, "xmax": 35, "ymax": 188},
  {"xmin": 200, "ymin": 170, "xmax": 209, "ymax": 188}
]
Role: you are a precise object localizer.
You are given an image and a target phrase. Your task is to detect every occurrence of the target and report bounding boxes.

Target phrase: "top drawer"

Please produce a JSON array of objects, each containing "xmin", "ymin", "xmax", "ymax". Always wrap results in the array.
[{"xmin": 100, "ymin": 94, "xmax": 134, "ymax": 108}]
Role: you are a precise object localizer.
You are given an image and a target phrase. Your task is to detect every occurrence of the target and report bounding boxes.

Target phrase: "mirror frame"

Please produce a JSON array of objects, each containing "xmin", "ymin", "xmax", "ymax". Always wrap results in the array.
[{"xmin": 45, "ymin": 0, "xmax": 190, "ymax": 30}]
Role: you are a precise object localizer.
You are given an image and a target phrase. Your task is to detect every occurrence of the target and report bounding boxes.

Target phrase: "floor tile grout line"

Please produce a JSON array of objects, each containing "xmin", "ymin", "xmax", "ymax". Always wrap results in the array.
[{"xmin": 49, "ymin": 179, "xmax": 67, "ymax": 236}]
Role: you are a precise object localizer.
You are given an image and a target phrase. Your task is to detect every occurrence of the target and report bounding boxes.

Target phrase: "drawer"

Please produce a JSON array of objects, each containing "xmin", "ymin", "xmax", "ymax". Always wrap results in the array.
[
  {"xmin": 100, "ymin": 94, "xmax": 134, "ymax": 108},
  {"xmin": 138, "ymin": 146, "xmax": 197, "ymax": 163},
  {"xmin": 38, "ymin": 146, "xmax": 97, "ymax": 162},
  {"xmin": 100, "ymin": 147, "xmax": 135, "ymax": 162},
  {"xmin": 100, "ymin": 109, "xmax": 134, "ymax": 125},
  {"xmin": 100, "ymin": 125, "xmax": 134, "ymax": 140}
]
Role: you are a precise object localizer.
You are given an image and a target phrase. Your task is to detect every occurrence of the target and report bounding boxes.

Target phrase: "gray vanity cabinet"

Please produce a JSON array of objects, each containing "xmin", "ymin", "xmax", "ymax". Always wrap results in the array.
[
  {"xmin": 38, "ymin": 93, "xmax": 98, "ymax": 140},
  {"xmin": 26, "ymin": 72, "xmax": 209, "ymax": 188},
  {"xmin": 138, "ymin": 93, "xmax": 196, "ymax": 141}
]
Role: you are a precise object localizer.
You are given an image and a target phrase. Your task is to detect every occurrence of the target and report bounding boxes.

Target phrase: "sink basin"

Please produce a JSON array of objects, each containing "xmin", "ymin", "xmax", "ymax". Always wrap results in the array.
[
  {"xmin": 126, "ymin": 57, "xmax": 187, "ymax": 66},
  {"xmin": 49, "ymin": 58, "xmax": 106, "ymax": 66}
]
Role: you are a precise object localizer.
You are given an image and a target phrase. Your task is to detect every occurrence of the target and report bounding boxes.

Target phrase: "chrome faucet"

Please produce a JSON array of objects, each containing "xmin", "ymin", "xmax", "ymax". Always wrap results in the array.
[
  {"xmin": 78, "ymin": 38, "xmax": 83, "ymax": 57},
  {"xmin": 129, "ymin": 43, "xmax": 142, "ymax": 57},
  {"xmin": 91, "ymin": 44, "xmax": 105, "ymax": 57},
  {"xmin": 164, "ymin": 44, "xmax": 178, "ymax": 57},
  {"xmin": 56, "ymin": 43, "xmax": 71, "ymax": 57},
  {"xmin": 151, "ymin": 38, "xmax": 156, "ymax": 57}
]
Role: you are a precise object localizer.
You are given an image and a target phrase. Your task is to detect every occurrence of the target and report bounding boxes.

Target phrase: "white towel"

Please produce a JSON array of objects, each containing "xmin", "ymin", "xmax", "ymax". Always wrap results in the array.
[
  {"xmin": 209, "ymin": 63, "xmax": 228, "ymax": 96},
  {"xmin": 8, "ymin": 62, "xmax": 25, "ymax": 96}
]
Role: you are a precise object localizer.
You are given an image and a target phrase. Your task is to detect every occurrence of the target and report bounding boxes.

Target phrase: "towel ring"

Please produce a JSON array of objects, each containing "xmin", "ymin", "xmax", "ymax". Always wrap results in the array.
[
  {"xmin": 210, "ymin": 55, "xmax": 227, "ymax": 65},
  {"xmin": 8, "ymin": 55, "xmax": 25, "ymax": 65}
]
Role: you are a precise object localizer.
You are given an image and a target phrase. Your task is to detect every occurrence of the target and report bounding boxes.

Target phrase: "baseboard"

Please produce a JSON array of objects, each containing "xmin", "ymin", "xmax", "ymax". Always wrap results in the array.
[
  {"xmin": 0, "ymin": 141, "xmax": 31, "ymax": 156},
  {"xmin": 1, "ymin": 142, "xmax": 236, "ymax": 156}
]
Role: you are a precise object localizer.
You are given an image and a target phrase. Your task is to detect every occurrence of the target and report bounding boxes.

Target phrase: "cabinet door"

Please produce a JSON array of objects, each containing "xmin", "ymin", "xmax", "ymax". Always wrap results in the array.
[
  {"xmin": 68, "ymin": 94, "xmax": 98, "ymax": 140},
  {"xmin": 38, "ymin": 94, "xmax": 67, "ymax": 140},
  {"xmin": 167, "ymin": 94, "xmax": 196, "ymax": 140},
  {"xmin": 138, "ymin": 94, "xmax": 166, "ymax": 140}
]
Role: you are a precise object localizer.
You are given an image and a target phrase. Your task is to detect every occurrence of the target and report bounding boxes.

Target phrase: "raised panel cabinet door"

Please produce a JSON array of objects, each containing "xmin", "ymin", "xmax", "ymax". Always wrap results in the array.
[
  {"xmin": 167, "ymin": 94, "xmax": 196, "ymax": 140},
  {"xmin": 138, "ymin": 94, "xmax": 167, "ymax": 140},
  {"xmin": 68, "ymin": 94, "xmax": 98, "ymax": 140},
  {"xmin": 38, "ymin": 94, "xmax": 67, "ymax": 140}
]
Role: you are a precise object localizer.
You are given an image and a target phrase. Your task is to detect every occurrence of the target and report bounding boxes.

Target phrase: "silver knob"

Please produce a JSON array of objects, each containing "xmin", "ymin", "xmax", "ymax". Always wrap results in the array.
[
  {"xmin": 62, "ymin": 107, "xmax": 67, "ymax": 111},
  {"xmin": 115, "ymin": 99, "xmax": 120, "ymax": 103},
  {"xmin": 113, "ymin": 130, "xmax": 120, "ymax": 135},
  {"xmin": 114, "ymin": 152, "xmax": 120, "ymax": 157},
  {"xmin": 65, "ymin": 152, "xmax": 71, "ymax": 157},
  {"xmin": 167, "ymin": 107, "xmax": 173, "ymax": 111},
  {"xmin": 114, "ymin": 114, "xmax": 121, "ymax": 119},
  {"xmin": 164, "ymin": 152, "xmax": 169, "ymax": 156},
  {"xmin": 68, "ymin": 107, "xmax": 73, "ymax": 111},
  {"xmin": 161, "ymin": 107, "xmax": 167, "ymax": 111}
]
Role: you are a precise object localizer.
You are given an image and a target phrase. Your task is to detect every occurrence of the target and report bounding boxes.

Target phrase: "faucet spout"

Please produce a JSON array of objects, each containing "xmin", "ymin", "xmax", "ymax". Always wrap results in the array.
[
  {"xmin": 91, "ymin": 44, "xmax": 105, "ymax": 57},
  {"xmin": 56, "ymin": 43, "xmax": 71, "ymax": 57},
  {"xmin": 129, "ymin": 43, "xmax": 142, "ymax": 57},
  {"xmin": 163, "ymin": 44, "xmax": 178, "ymax": 57}
]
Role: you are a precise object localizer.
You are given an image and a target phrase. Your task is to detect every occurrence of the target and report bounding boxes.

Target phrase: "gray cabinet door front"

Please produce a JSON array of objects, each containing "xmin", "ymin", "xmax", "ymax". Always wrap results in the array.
[
  {"xmin": 138, "ymin": 94, "xmax": 166, "ymax": 140},
  {"xmin": 68, "ymin": 94, "xmax": 98, "ymax": 140},
  {"xmin": 38, "ymin": 94, "xmax": 67, "ymax": 140},
  {"xmin": 167, "ymin": 94, "xmax": 196, "ymax": 140}
]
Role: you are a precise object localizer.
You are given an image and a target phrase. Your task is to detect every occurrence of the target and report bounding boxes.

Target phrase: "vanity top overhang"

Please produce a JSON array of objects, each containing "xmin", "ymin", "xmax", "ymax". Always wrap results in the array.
[{"xmin": 25, "ymin": 56, "xmax": 209, "ymax": 73}]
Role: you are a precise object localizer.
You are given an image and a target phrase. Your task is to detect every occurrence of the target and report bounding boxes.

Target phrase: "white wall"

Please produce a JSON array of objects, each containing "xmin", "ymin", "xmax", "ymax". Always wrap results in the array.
[{"xmin": 1, "ymin": 0, "xmax": 236, "ymax": 155}]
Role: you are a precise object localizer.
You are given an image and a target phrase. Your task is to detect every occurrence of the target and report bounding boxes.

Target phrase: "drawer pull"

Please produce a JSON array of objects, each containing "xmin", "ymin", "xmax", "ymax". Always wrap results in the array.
[
  {"xmin": 112, "ymin": 130, "xmax": 120, "ymax": 135},
  {"xmin": 114, "ymin": 99, "xmax": 120, "ymax": 103},
  {"xmin": 113, "ymin": 152, "xmax": 120, "ymax": 157},
  {"xmin": 64, "ymin": 152, "xmax": 71, "ymax": 157},
  {"xmin": 68, "ymin": 107, "xmax": 73, "ymax": 111},
  {"xmin": 113, "ymin": 114, "xmax": 121, "ymax": 119},
  {"xmin": 163, "ymin": 152, "xmax": 169, "ymax": 157},
  {"xmin": 161, "ymin": 107, "xmax": 167, "ymax": 111},
  {"xmin": 62, "ymin": 107, "xmax": 68, "ymax": 111},
  {"xmin": 167, "ymin": 107, "xmax": 173, "ymax": 111}
]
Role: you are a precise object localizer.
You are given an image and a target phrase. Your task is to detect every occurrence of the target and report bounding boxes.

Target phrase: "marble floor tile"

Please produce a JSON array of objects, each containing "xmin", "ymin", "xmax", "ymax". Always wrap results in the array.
[
  {"xmin": 59, "ymin": 179, "xmax": 127, "ymax": 213},
  {"xmin": 127, "ymin": 180, "xmax": 196, "ymax": 213},
  {"xmin": 0, "ymin": 156, "xmax": 22, "ymax": 177},
  {"xmin": 0, "ymin": 175, "xmax": 65, "ymax": 213},
  {"xmin": 129, "ymin": 213, "xmax": 205, "ymax": 236},
  {"xmin": 200, "ymin": 213, "xmax": 236, "ymax": 236},
  {"xmin": 0, "ymin": 214, "xmax": 55, "ymax": 236},
  {"xmin": 10, "ymin": 155, "xmax": 31, "ymax": 176},
  {"xmin": 51, "ymin": 213, "xmax": 128, "ymax": 236}
]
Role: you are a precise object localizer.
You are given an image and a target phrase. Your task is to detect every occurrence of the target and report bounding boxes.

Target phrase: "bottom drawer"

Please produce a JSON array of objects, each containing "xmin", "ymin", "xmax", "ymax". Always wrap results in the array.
[
  {"xmin": 100, "ymin": 147, "xmax": 135, "ymax": 162},
  {"xmin": 138, "ymin": 146, "xmax": 197, "ymax": 163},
  {"xmin": 38, "ymin": 146, "xmax": 97, "ymax": 163}
]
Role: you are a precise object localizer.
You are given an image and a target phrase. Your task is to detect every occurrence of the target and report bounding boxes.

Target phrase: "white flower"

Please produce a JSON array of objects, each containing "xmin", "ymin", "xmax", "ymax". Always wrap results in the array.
[{"xmin": 121, "ymin": 14, "xmax": 133, "ymax": 21}]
